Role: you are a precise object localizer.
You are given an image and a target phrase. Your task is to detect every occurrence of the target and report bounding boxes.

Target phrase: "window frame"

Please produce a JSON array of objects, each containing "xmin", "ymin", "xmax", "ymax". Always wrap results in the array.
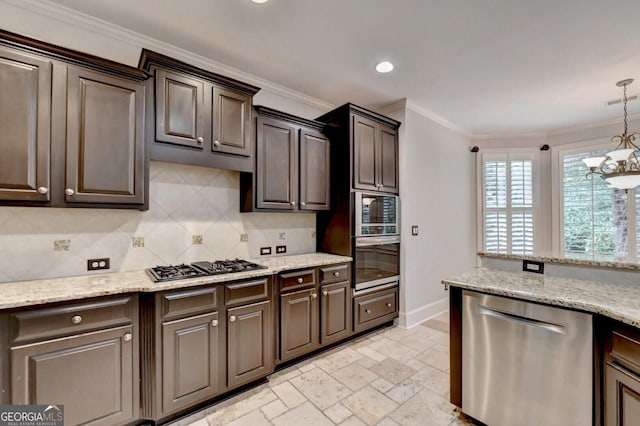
[{"xmin": 476, "ymin": 148, "xmax": 540, "ymax": 255}]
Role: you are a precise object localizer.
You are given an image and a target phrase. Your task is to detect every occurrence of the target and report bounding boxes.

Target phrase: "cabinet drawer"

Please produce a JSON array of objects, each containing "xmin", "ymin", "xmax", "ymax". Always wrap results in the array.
[
  {"xmin": 10, "ymin": 295, "xmax": 136, "ymax": 344},
  {"xmin": 160, "ymin": 286, "xmax": 219, "ymax": 320},
  {"xmin": 280, "ymin": 269, "xmax": 316, "ymax": 291},
  {"xmin": 319, "ymin": 264, "xmax": 350, "ymax": 284},
  {"xmin": 225, "ymin": 278, "xmax": 270, "ymax": 306},
  {"xmin": 610, "ymin": 329, "xmax": 640, "ymax": 370},
  {"xmin": 353, "ymin": 287, "xmax": 398, "ymax": 333}
]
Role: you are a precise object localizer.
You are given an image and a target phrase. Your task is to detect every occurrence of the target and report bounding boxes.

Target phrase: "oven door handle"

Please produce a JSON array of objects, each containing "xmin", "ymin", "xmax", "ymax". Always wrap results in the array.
[{"xmin": 355, "ymin": 236, "xmax": 400, "ymax": 246}]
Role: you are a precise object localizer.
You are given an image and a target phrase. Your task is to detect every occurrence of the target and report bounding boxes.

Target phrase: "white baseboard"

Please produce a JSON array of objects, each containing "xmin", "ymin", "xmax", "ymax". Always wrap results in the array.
[{"xmin": 397, "ymin": 297, "xmax": 448, "ymax": 329}]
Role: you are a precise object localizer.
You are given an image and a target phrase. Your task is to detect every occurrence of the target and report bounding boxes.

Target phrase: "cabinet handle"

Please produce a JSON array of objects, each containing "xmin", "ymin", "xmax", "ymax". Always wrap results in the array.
[
  {"xmin": 322, "ymin": 290, "xmax": 328, "ymax": 296},
  {"xmin": 37, "ymin": 186, "xmax": 48, "ymax": 195},
  {"xmin": 365, "ymin": 309, "xmax": 372, "ymax": 314},
  {"xmin": 300, "ymin": 201, "xmax": 306, "ymax": 206},
  {"xmin": 65, "ymin": 188, "xmax": 74, "ymax": 196},
  {"xmin": 211, "ymin": 319, "xmax": 219, "ymax": 327},
  {"xmin": 386, "ymin": 303, "xmax": 393, "ymax": 308},
  {"xmin": 197, "ymin": 136, "xmax": 204, "ymax": 144},
  {"xmin": 290, "ymin": 201, "xmax": 296, "ymax": 206},
  {"xmin": 311, "ymin": 293, "xmax": 318, "ymax": 299},
  {"xmin": 229, "ymin": 315, "xmax": 237, "ymax": 322},
  {"xmin": 333, "ymin": 272, "xmax": 340, "ymax": 277},
  {"xmin": 213, "ymin": 140, "xmax": 220, "ymax": 146},
  {"xmin": 123, "ymin": 333, "xmax": 132, "ymax": 342},
  {"xmin": 297, "ymin": 277, "xmax": 303, "ymax": 284},
  {"xmin": 71, "ymin": 315, "xmax": 82, "ymax": 324}
]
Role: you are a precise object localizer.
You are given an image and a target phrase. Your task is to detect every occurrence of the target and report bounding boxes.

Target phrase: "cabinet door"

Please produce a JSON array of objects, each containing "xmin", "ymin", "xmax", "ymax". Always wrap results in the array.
[
  {"xmin": 378, "ymin": 124, "xmax": 399, "ymax": 194},
  {"xmin": 605, "ymin": 362, "xmax": 640, "ymax": 426},
  {"xmin": 227, "ymin": 300, "xmax": 273, "ymax": 389},
  {"xmin": 155, "ymin": 69, "xmax": 206, "ymax": 149},
  {"xmin": 320, "ymin": 281, "xmax": 351, "ymax": 345},
  {"xmin": 300, "ymin": 128, "xmax": 330, "ymax": 211},
  {"xmin": 11, "ymin": 325, "xmax": 135, "ymax": 426},
  {"xmin": 212, "ymin": 86, "xmax": 251, "ymax": 156},
  {"xmin": 0, "ymin": 46, "xmax": 51, "ymax": 202},
  {"xmin": 352, "ymin": 114, "xmax": 378, "ymax": 191},
  {"xmin": 65, "ymin": 67, "xmax": 145, "ymax": 204},
  {"xmin": 161, "ymin": 311, "xmax": 220, "ymax": 416},
  {"xmin": 280, "ymin": 288, "xmax": 319, "ymax": 363},
  {"xmin": 256, "ymin": 117, "xmax": 298, "ymax": 210}
]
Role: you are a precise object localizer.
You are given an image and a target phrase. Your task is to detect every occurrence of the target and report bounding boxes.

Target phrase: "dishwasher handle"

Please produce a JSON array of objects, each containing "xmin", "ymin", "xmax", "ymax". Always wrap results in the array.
[{"xmin": 477, "ymin": 304, "xmax": 566, "ymax": 335}]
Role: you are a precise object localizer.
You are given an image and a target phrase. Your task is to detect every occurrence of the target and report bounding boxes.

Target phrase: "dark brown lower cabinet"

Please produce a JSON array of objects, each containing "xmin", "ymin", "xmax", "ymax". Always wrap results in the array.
[
  {"xmin": 353, "ymin": 286, "xmax": 398, "ymax": 333},
  {"xmin": 280, "ymin": 288, "xmax": 319, "ymax": 363},
  {"xmin": 11, "ymin": 325, "xmax": 136, "ymax": 426},
  {"xmin": 227, "ymin": 300, "xmax": 273, "ymax": 389},
  {"xmin": 161, "ymin": 311, "xmax": 220, "ymax": 415},
  {"xmin": 320, "ymin": 281, "xmax": 351, "ymax": 345},
  {"xmin": 605, "ymin": 327, "xmax": 640, "ymax": 425}
]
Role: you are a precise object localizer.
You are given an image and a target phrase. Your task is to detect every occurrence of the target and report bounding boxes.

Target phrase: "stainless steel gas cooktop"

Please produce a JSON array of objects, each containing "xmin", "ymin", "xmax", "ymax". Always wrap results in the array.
[{"xmin": 146, "ymin": 259, "xmax": 267, "ymax": 282}]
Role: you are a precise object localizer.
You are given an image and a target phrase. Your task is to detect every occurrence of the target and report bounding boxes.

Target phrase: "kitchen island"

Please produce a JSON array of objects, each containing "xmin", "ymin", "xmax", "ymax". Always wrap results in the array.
[{"xmin": 443, "ymin": 267, "xmax": 640, "ymax": 426}]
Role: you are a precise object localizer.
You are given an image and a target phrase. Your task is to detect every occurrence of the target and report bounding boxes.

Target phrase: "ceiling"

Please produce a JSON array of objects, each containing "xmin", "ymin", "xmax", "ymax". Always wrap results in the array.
[{"xmin": 48, "ymin": 0, "xmax": 640, "ymax": 135}]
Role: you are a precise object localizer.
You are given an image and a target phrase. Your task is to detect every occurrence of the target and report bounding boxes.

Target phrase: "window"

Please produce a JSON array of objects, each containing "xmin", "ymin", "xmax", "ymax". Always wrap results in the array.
[
  {"xmin": 480, "ymin": 153, "xmax": 535, "ymax": 255},
  {"xmin": 558, "ymin": 144, "xmax": 637, "ymax": 261}
]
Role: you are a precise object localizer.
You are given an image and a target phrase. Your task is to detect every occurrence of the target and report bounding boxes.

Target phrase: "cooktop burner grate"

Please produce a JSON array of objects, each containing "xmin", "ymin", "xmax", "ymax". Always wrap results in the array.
[{"xmin": 147, "ymin": 259, "xmax": 267, "ymax": 282}]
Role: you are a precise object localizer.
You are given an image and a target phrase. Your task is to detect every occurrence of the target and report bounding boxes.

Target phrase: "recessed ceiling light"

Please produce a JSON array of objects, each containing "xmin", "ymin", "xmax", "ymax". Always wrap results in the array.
[
  {"xmin": 251, "ymin": 0, "xmax": 269, "ymax": 3},
  {"xmin": 375, "ymin": 61, "xmax": 394, "ymax": 73}
]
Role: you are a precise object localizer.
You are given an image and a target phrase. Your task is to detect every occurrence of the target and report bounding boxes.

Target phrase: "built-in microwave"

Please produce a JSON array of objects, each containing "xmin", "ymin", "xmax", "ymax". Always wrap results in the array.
[{"xmin": 354, "ymin": 192, "xmax": 399, "ymax": 237}]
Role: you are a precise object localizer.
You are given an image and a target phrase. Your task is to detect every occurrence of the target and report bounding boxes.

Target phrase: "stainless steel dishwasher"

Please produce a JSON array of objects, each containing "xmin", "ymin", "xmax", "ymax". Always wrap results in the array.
[{"xmin": 462, "ymin": 290, "xmax": 592, "ymax": 426}]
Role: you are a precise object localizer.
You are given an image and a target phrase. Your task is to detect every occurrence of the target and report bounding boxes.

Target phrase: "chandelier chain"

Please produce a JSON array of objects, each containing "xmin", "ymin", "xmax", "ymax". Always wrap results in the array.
[{"xmin": 623, "ymin": 83, "xmax": 629, "ymax": 136}]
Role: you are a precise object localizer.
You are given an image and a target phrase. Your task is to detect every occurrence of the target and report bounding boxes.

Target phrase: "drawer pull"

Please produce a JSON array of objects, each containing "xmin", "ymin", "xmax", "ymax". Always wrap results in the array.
[
  {"xmin": 311, "ymin": 293, "xmax": 318, "ymax": 299},
  {"xmin": 71, "ymin": 315, "xmax": 82, "ymax": 324},
  {"xmin": 123, "ymin": 333, "xmax": 132, "ymax": 342},
  {"xmin": 322, "ymin": 290, "xmax": 328, "ymax": 296},
  {"xmin": 386, "ymin": 303, "xmax": 392, "ymax": 308},
  {"xmin": 37, "ymin": 186, "xmax": 48, "ymax": 195},
  {"xmin": 333, "ymin": 271, "xmax": 340, "ymax": 277},
  {"xmin": 65, "ymin": 188, "xmax": 75, "ymax": 196},
  {"xmin": 211, "ymin": 319, "xmax": 219, "ymax": 327},
  {"xmin": 213, "ymin": 140, "xmax": 220, "ymax": 146},
  {"xmin": 197, "ymin": 136, "xmax": 204, "ymax": 144},
  {"xmin": 229, "ymin": 315, "xmax": 237, "ymax": 322},
  {"xmin": 297, "ymin": 277, "xmax": 303, "ymax": 284},
  {"xmin": 365, "ymin": 309, "xmax": 372, "ymax": 314}
]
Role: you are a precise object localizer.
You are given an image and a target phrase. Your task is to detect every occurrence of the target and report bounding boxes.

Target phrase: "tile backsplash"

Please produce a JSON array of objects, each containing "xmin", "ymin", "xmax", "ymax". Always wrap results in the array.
[{"xmin": 0, "ymin": 162, "xmax": 316, "ymax": 283}]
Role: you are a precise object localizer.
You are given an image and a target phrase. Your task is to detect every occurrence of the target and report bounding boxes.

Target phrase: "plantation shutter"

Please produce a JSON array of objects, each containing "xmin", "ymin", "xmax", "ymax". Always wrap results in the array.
[{"xmin": 482, "ymin": 154, "xmax": 534, "ymax": 255}]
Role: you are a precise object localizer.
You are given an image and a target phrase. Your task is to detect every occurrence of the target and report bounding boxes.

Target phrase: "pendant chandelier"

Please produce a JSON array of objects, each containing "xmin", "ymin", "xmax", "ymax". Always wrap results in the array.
[{"xmin": 583, "ymin": 79, "xmax": 640, "ymax": 190}]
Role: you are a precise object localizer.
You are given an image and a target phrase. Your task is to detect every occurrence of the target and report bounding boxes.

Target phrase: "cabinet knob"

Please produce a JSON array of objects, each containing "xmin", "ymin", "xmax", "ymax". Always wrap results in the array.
[
  {"xmin": 65, "ymin": 188, "xmax": 74, "ymax": 196},
  {"xmin": 365, "ymin": 309, "xmax": 372, "ymax": 314},
  {"xmin": 322, "ymin": 290, "xmax": 328, "ymax": 296},
  {"xmin": 197, "ymin": 136, "xmax": 204, "ymax": 144},
  {"xmin": 229, "ymin": 315, "xmax": 237, "ymax": 322},
  {"xmin": 290, "ymin": 201, "xmax": 296, "ymax": 206},
  {"xmin": 211, "ymin": 319, "xmax": 219, "ymax": 327},
  {"xmin": 300, "ymin": 201, "xmax": 306, "ymax": 206},
  {"xmin": 297, "ymin": 277, "xmax": 303, "ymax": 284},
  {"xmin": 37, "ymin": 186, "xmax": 48, "ymax": 195},
  {"xmin": 333, "ymin": 271, "xmax": 340, "ymax": 277},
  {"xmin": 123, "ymin": 333, "xmax": 132, "ymax": 342},
  {"xmin": 213, "ymin": 140, "xmax": 220, "ymax": 146},
  {"xmin": 386, "ymin": 303, "xmax": 393, "ymax": 308},
  {"xmin": 71, "ymin": 315, "xmax": 82, "ymax": 324},
  {"xmin": 311, "ymin": 293, "xmax": 318, "ymax": 299}
]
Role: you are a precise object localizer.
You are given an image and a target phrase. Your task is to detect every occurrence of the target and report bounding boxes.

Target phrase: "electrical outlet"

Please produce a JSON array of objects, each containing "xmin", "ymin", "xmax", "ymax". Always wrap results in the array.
[
  {"xmin": 87, "ymin": 258, "xmax": 110, "ymax": 271},
  {"xmin": 192, "ymin": 235, "xmax": 203, "ymax": 245},
  {"xmin": 260, "ymin": 247, "xmax": 272, "ymax": 255},
  {"xmin": 411, "ymin": 225, "xmax": 419, "ymax": 236},
  {"xmin": 276, "ymin": 245, "xmax": 287, "ymax": 254},
  {"xmin": 523, "ymin": 259, "xmax": 544, "ymax": 274},
  {"xmin": 132, "ymin": 236, "xmax": 144, "ymax": 248}
]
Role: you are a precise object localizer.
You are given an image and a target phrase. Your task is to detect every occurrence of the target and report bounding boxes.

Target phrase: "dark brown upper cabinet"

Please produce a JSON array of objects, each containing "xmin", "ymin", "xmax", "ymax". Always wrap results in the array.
[
  {"xmin": 0, "ymin": 30, "xmax": 149, "ymax": 209},
  {"xmin": 317, "ymin": 103, "xmax": 400, "ymax": 195},
  {"xmin": 241, "ymin": 106, "xmax": 330, "ymax": 212},
  {"xmin": 0, "ymin": 45, "xmax": 52, "ymax": 203},
  {"xmin": 139, "ymin": 50, "xmax": 259, "ymax": 173}
]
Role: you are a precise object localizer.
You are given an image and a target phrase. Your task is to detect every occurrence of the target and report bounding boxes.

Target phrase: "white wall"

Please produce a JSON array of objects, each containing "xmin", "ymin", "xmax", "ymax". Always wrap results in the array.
[{"xmin": 386, "ymin": 102, "xmax": 476, "ymax": 328}]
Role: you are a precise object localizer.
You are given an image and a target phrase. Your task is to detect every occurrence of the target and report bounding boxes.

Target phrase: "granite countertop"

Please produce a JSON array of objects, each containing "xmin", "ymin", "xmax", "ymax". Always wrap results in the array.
[
  {"xmin": 442, "ymin": 268, "xmax": 640, "ymax": 328},
  {"xmin": 0, "ymin": 253, "xmax": 352, "ymax": 310}
]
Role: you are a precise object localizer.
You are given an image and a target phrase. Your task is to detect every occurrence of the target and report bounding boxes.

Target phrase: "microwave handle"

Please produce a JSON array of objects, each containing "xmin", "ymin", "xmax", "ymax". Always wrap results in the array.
[{"xmin": 355, "ymin": 236, "xmax": 401, "ymax": 246}]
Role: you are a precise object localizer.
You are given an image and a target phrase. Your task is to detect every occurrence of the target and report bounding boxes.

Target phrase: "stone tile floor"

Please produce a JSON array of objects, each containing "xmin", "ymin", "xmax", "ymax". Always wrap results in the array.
[{"xmin": 171, "ymin": 312, "xmax": 474, "ymax": 426}]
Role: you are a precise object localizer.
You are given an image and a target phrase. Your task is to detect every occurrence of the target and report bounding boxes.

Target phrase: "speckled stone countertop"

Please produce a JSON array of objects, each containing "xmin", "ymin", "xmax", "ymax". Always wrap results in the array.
[
  {"xmin": 442, "ymin": 268, "xmax": 640, "ymax": 328},
  {"xmin": 0, "ymin": 253, "xmax": 352, "ymax": 310},
  {"xmin": 478, "ymin": 252, "xmax": 640, "ymax": 271}
]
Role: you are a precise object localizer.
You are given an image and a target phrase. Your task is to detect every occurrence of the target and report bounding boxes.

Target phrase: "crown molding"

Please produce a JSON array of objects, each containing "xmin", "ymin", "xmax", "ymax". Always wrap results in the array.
[
  {"xmin": 404, "ymin": 100, "xmax": 470, "ymax": 136},
  {"xmin": 4, "ymin": 0, "xmax": 335, "ymax": 112}
]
